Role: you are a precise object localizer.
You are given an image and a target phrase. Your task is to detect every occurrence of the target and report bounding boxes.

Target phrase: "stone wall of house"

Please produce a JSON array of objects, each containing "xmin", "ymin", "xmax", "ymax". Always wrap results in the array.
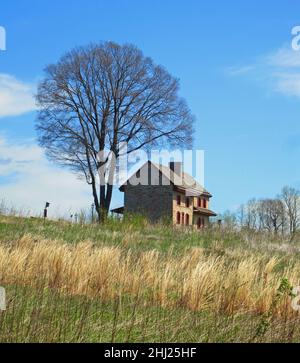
[
  {"xmin": 124, "ymin": 184, "xmax": 173, "ymax": 222},
  {"xmin": 172, "ymin": 192, "xmax": 193, "ymax": 226},
  {"xmin": 193, "ymin": 214, "xmax": 209, "ymax": 229},
  {"xmin": 123, "ymin": 161, "xmax": 214, "ymax": 227},
  {"xmin": 193, "ymin": 196, "xmax": 210, "ymax": 209},
  {"xmin": 124, "ymin": 162, "xmax": 174, "ymax": 222},
  {"xmin": 193, "ymin": 195, "xmax": 210, "ymax": 229},
  {"xmin": 173, "ymin": 193, "xmax": 210, "ymax": 228}
]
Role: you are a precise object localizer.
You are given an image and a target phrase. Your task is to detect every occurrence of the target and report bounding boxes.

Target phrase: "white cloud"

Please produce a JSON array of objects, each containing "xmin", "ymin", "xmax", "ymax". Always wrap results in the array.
[
  {"xmin": 273, "ymin": 72, "xmax": 300, "ymax": 98},
  {"xmin": 264, "ymin": 47, "xmax": 300, "ymax": 98},
  {"xmin": 266, "ymin": 47, "xmax": 300, "ymax": 98},
  {"xmin": 266, "ymin": 47, "xmax": 300, "ymax": 68},
  {"xmin": 225, "ymin": 65, "xmax": 255, "ymax": 76},
  {"xmin": 0, "ymin": 74, "xmax": 37, "ymax": 118},
  {"xmin": 226, "ymin": 46, "xmax": 300, "ymax": 99},
  {"xmin": 0, "ymin": 136, "xmax": 91, "ymax": 218}
]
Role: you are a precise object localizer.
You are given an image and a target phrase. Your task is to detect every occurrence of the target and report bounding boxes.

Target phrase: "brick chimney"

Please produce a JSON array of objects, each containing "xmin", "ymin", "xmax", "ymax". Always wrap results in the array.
[{"xmin": 169, "ymin": 162, "xmax": 182, "ymax": 175}]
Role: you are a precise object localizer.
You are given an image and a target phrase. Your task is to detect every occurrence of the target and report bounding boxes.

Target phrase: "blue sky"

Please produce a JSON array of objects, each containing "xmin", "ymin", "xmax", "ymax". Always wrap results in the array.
[{"xmin": 0, "ymin": 0, "xmax": 300, "ymax": 217}]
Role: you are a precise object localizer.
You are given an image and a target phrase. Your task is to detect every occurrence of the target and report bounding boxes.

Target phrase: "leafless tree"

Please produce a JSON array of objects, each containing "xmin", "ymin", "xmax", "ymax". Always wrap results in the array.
[
  {"xmin": 280, "ymin": 186, "xmax": 300, "ymax": 238},
  {"xmin": 257, "ymin": 199, "xmax": 285, "ymax": 234},
  {"xmin": 244, "ymin": 199, "xmax": 258, "ymax": 230},
  {"xmin": 36, "ymin": 42, "xmax": 194, "ymax": 221},
  {"xmin": 236, "ymin": 203, "xmax": 245, "ymax": 227},
  {"xmin": 220, "ymin": 210, "xmax": 237, "ymax": 229}
]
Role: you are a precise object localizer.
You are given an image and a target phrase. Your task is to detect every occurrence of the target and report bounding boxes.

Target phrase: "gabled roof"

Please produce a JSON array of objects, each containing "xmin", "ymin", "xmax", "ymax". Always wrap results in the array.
[{"xmin": 119, "ymin": 161, "xmax": 212, "ymax": 197}]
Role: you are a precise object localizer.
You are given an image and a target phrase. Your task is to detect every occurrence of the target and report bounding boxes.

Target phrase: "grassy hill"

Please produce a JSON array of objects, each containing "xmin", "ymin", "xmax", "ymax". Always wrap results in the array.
[{"xmin": 0, "ymin": 214, "xmax": 300, "ymax": 342}]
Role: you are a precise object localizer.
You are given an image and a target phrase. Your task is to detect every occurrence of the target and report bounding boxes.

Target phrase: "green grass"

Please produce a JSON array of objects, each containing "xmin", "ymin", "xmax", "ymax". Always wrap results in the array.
[
  {"xmin": 1, "ymin": 284, "xmax": 300, "ymax": 343},
  {"xmin": 1, "ymin": 214, "xmax": 300, "ymax": 342},
  {"xmin": 0, "ymin": 214, "xmax": 296, "ymax": 255}
]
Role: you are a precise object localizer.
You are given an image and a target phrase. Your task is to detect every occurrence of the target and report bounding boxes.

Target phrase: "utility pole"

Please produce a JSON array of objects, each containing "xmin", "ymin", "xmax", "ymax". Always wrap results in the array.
[
  {"xmin": 91, "ymin": 203, "xmax": 95, "ymax": 224},
  {"xmin": 43, "ymin": 202, "xmax": 50, "ymax": 224}
]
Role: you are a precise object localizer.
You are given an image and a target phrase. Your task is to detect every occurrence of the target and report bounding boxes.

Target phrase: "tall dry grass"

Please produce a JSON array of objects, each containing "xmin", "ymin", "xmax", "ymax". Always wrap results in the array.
[{"xmin": 0, "ymin": 234, "xmax": 299, "ymax": 319}]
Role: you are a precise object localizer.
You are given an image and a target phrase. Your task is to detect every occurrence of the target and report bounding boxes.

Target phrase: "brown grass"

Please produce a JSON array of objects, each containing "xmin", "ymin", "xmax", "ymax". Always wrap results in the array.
[{"xmin": 0, "ymin": 234, "xmax": 299, "ymax": 319}]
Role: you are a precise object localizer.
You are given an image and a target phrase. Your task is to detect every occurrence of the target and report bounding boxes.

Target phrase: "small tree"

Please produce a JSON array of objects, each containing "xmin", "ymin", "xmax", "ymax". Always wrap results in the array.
[
  {"xmin": 258, "ymin": 199, "xmax": 285, "ymax": 234},
  {"xmin": 36, "ymin": 42, "xmax": 194, "ymax": 222},
  {"xmin": 220, "ymin": 210, "xmax": 237, "ymax": 229},
  {"xmin": 246, "ymin": 199, "xmax": 259, "ymax": 230},
  {"xmin": 280, "ymin": 186, "xmax": 300, "ymax": 238}
]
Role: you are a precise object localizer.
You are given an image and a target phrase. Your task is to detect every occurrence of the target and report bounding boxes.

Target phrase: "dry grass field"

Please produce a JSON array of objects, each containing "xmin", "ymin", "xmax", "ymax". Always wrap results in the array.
[{"xmin": 1, "ymin": 214, "xmax": 300, "ymax": 342}]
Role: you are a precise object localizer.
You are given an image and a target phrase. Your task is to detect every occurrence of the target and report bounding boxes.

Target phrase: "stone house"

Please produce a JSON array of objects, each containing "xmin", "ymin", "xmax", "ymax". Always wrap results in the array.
[{"xmin": 111, "ymin": 161, "xmax": 217, "ymax": 228}]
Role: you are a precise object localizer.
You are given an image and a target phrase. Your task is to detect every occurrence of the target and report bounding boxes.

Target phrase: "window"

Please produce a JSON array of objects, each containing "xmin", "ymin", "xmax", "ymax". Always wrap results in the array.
[
  {"xmin": 185, "ymin": 214, "xmax": 190, "ymax": 225},
  {"xmin": 197, "ymin": 217, "xmax": 201, "ymax": 229},
  {"xmin": 177, "ymin": 195, "xmax": 181, "ymax": 206},
  {"xmin": 197, "ymin": 197, "xmax": 201, "ymax": 208},
  {"xmin": 197, "ymin": 217, "xmax": 205, "ymax": 229},
  {"xmin": 186, "ymin": 197, "xmax": 190, "ymax": 208},
  {"xmin": 176, "ymin": 212, "xmax": 181, "ymax": 225},
  {"xmin": 203, "ymin": 199, "xmax": 207, "ymax": 209}
]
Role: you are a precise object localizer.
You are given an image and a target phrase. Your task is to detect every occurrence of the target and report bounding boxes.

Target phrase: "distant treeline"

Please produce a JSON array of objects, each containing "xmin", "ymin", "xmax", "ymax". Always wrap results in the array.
[{"xmin": 219, "ymin": 186, "xmax": 300, "ymax": 238}]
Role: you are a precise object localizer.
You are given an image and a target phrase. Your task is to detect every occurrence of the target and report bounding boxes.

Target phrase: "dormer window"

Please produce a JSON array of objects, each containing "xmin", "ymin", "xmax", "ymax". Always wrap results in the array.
[{"xmin": 177, "ymin": 195, "xmax": 181, "ymax": 206}]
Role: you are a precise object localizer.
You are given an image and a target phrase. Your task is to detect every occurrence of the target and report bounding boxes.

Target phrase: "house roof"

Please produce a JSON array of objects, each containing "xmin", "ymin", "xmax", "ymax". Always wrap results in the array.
[
  {"xmin": 119, "ymin": 161, "xmax": 212, "ymax": 197},
  {"xmin": 111, "ymin": 206, "xmax": 124, "ymax": 214},
  {"xmin": 193, "ymin": 207, "xmax": 217, "ymax": 217}
]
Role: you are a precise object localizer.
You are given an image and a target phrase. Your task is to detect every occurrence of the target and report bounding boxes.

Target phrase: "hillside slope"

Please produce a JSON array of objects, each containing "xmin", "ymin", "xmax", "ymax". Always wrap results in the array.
[{"xmin": 0, "ymin": 215, "xmax": 300, "ymax": 342}]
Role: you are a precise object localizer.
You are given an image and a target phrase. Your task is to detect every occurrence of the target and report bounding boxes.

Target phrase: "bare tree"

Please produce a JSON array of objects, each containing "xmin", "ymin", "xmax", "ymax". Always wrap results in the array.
[
  {"xmin": 280, "ymin": 186, "xmax": 300, "ymax": 238},
  {"xmin": 236, "ymin": 203, "xmax": 245, "ymax": 227},
  {"xmin": 36, "ymin": 42, "xmax": 194, "ymax": 221},
  {"xmin": 220, "ymin": 210, "xmax": 237, "ymax": 229},
  {"xmin": 257, "ymin": 200, "xmax": 265, "ymax": 231},
  {"xmin": 244, "ymin": 199, "xmax": 258, "ymax": 230},
  {"xmin": 258, "ymin": 199, "xmax": 285, "ymax": 234}
]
